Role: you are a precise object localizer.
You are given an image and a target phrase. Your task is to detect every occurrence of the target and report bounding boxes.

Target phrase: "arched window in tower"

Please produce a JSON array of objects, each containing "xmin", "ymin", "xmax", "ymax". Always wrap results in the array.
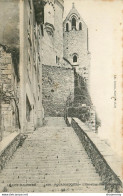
[
  {"xmin": 72, "ymin": 17, "xmax": 76, "ymax": 30},
  {"xmin": 79, "ymin": 22, "xmax": 82, "ymax": 30},
  {"xmin": 66, "ymin": 23, "xmax": 69, "ymax": 32},
  {"xmin": 73, "ymin": 55, "xmax": 77, "ymax": 63}
]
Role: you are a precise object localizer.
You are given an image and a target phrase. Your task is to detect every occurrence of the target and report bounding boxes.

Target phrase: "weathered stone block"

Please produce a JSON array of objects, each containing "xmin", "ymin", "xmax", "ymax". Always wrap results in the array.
[
  {"xmin": 0, "ymin": 64, "xmax": 8, "ymax": 70},
  {"xmin": 1, "ymin": 70, "xmax": 12, "ymax": 74},
  {"xmin": 5, "ymin": 56, "xmax": 12, "ymax": 64},
  {"xmin": 8, "ymin": 74, "xmax": 12, "ymax": 79},
  {"xmin": 3, "ymin": 84, "xmax": 11, "ymax": 91},
  {"xmin": 7, "ymin": 64, "xmax": 12, "ymax": 70}
]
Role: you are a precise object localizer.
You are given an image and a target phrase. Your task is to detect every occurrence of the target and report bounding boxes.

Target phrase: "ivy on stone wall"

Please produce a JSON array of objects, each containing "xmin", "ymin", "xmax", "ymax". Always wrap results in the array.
[
  {"xmin": 1, "ymin": 89, "xmax": 21, "ymax": 129},
  {"xmin": 0, "ymin": 44, "xmax": 20, "ymax": 130},
  {"xmin": 67, "ymin": 106, "xmax": 90, "ymax": 123},
  {"xmin": 66, "ymin": 69, "xmax": 101, "ymax": 130}
]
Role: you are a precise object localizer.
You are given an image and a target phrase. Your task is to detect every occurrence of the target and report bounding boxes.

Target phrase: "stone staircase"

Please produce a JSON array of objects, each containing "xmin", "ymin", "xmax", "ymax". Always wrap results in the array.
[{"xmin": 0, "ymin": 117, "xmax": 106, "ymax": 192}]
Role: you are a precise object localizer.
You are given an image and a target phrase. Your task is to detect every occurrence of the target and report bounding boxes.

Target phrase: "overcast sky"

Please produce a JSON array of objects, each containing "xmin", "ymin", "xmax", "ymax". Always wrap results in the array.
[
  {"xmin": 0, "ymin": 0, "xmax": 19, "ymax": 47},
  {"xmin": 64, "ymin": 0, "xmax": 123, "ymax": 156}
]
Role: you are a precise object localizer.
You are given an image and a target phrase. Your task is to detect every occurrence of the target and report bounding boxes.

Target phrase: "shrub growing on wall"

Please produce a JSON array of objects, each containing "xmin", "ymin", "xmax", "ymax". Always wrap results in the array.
[{"xmin": 67, "ymin": 106, "xmax": 90, "ymax": 123}]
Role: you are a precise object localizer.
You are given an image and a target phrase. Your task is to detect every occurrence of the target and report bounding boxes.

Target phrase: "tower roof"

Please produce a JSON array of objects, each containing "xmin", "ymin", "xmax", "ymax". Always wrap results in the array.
[{"xmin": 64, "ymin": 3, "xmax": 86, "ymax": 26}]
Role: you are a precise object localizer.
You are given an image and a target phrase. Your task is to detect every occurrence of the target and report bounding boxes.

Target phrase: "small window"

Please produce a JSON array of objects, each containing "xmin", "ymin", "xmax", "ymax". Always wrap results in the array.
[
  {"xmin": 72, "ymin": 17, "xmax": 76, "ymax": 30},
  {"xmin": 29, "ymin": 18, "xmax": 31, "ymax": 26},
  {"xmin": 41, "ymin": 25, "xmax": 44, "ymax": 36},
  {"xmin": 66, "ymin": 23, "xmax": 69, "ymax": 32},
  {"xmin": 79, "ymin": 22, "xmax": 82, "ymax": 30},
  {"xmin": 73, "ymin": 55, "xmax": 77, "ymax": 62},
  {"xmin": 56, "ymin": 56, "xmax": 60, "ymax": 64}
]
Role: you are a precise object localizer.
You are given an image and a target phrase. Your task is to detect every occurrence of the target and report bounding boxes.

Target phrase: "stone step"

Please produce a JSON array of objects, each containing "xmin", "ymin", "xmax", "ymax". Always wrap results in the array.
[
  {"xmin": 0, "ymin": 175, "xmax": 101, "ymax": 181},
  {"xmin": 10, "ymin": 157, "xmax": 90, "ymax": 160},
  {"xmin": 0, "ymin": 117, "xmax": 105, "ymax": 193},
  {"xmin": 6, "ymin": 184, "xmax": 106, "ymax": 193}
]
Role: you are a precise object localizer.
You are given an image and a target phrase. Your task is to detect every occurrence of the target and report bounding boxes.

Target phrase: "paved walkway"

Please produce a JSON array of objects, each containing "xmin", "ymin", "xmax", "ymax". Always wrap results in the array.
[{"xmin": 0, "ymin": 117, "xmax": 106, "ymax": 192}]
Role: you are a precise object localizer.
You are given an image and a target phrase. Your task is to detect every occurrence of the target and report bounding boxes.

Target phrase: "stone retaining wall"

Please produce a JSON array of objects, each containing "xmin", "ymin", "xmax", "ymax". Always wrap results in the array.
[
  {"xmin": 42, "ymin": 65, "xmax": 74, "ymax": 116},
  {"xmin": 71, "ymin": 118, "xmax": 122, "ymax": 193},
  {"xmin": 0, "ymin": 134, "xmax": 25, "ymax": 172}
]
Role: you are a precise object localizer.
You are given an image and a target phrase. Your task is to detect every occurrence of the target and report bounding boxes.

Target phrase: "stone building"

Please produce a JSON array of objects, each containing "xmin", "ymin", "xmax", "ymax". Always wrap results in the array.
[
  {"xmin": 0, "ymin": 0, "xmax": 20, "ymax": 140},
  {"xmin": 41, "ymin": 0, "xmax": 64, "ymax": 66},
  {"xmin": 0, "ymin": 0, "xmax": 44, "ymax": 140},
  {"xmin": 0, "ymin": 0, "xmax": 96, "ymax": 141},
  {"xmin": 20, "ymin": 0, "xmax": 44, "ymax": 133},
  {"xmin": 41, "ymin": 0, "xmax": 74, "ymax": 117},
  {"xmin": 63, "ymin": 4, "xmax": 96, "ymax": 131},
  {"xmin": 42, "ymin": 2, "xmax": 96, "ymax": 131},
  {"xmin": 63, "ymin": 3, "xmax": 91, "ymax": 86}
]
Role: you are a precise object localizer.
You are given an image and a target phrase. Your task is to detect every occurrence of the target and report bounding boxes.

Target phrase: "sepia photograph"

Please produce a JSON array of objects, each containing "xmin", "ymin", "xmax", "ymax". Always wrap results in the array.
[{"xmin": 0, "ymin": 0, "xmax": 123, "ymax": 193}]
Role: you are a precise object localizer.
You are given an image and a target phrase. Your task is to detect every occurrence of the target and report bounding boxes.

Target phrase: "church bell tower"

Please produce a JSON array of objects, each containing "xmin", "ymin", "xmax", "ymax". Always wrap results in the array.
[{"xmin": 63, "ymin": 3, "xmax": 91, "ymax": 86}]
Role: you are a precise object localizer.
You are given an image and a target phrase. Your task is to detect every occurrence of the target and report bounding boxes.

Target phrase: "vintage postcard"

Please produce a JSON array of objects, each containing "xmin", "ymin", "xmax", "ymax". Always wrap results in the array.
[{"xmin": 0, "ymin": 0, "xmax": 123, "ymax": 193}]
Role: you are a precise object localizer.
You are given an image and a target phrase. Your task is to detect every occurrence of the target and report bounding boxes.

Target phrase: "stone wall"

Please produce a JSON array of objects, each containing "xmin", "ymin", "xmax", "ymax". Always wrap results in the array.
[
  {"xmin": 42, "ymin": 65, "xmax": 74, "ymax": 116},
  {"xmin": 63, "ymin": 6, "xmax": 91, "ymax": 86},
  {"xmin": 42, "ymin": 33, "xmax": 56, "ymax": 66},
  {"xmin": 54, "ymin": 0, "xmax": 64, "ymax": 63},
  {"xmin": 42, "ymin": 0, "xmax": 64, "ymax": 67},
  {"xmin": 0, "ymin": 45, "xmax": 20, "ymax": 138},
  {"xmin": 64, "ymin": 29, "xmax": 88, "ymax": 65},
  {"xmin": 71, "ymin": 70, "xmax": 96, "ymax": 131},
  {"xmin": 71, "ymin": 118, "xmax": 123, "ymax": 193},
  {"xmin": 74, "ymin": 70, "xmax": 92, "ymax": 106},
  {"xmin": 63, "ymin": 20, "xmax": 90, "ymax": 82},
  {"xmin": 0, "ymin": 133, "xmax": 26, "ymax": 173},
  {"xmin": 20, "ymin": 0, "xmax": 44, "ymax": 132}
]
